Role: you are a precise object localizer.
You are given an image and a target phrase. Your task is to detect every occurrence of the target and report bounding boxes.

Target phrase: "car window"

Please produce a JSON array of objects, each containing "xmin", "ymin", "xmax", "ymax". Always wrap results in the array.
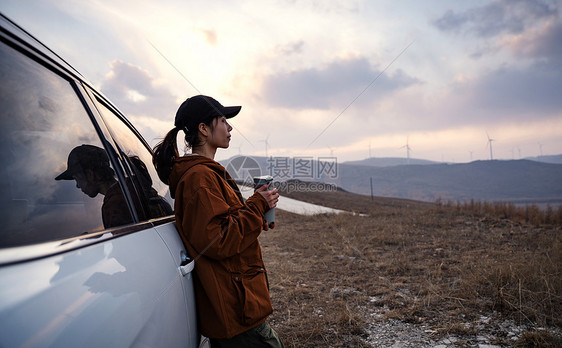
[
  {"xmin": 94, "ymin": 98, "xmax": 174, "ymax": 219},
  {"xmin": 0, "ymin": 41, "xmax": 133, "ymax": 248}
]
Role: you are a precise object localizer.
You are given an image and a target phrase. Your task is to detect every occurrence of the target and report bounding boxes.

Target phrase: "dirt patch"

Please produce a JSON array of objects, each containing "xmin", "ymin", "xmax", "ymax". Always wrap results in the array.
[{"xmin": 259, "ymin": 189, "xmax": 562, "ymax": 347}]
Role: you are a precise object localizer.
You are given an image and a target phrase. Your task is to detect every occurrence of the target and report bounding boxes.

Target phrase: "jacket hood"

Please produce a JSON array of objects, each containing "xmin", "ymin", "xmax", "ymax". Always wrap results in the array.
[{"xmin": 169, "ymin": 155, "xmax": 233, "ymax": 199}]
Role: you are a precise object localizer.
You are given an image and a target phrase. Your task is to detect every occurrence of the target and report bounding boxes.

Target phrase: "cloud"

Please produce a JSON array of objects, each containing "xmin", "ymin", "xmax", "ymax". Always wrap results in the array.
[
  {"xmin": 100, "ymin": 60, "xmax": 177, "ymax": 116},
  {"xmin": 429, "ymin": 0, "xmax": 562, "ymax": 123},
  {"xmin": 199, "ymin": 28, "xmax": 218, "ymax": 45},
  {"xmin": 502, "ymin": 20, "xmax": 562, "ymax": 64},
  {"xmin": 463, "ymin": 63, "xmax": 562, "ymax": 116},
  {"xmin": 276, "ymin": 40, "xmax": 304, "ymax": 55},
  {"xmin": 99, "ymin": 60, "xmax": 179, "ymax": 144},
  {"xmin": 432, "ymin": 0, "xmax": 558, "ymax": 37},
  {"xmin": 260, "ymin": 56, "xmax": 420, "ymax": 110},
  {"xmin": 369, "ymin": 63, "xmax": 562, "ymax": 135},
  {"xmin": 281, "ymin": 0, "xmax": 360, "ymax": 14}
]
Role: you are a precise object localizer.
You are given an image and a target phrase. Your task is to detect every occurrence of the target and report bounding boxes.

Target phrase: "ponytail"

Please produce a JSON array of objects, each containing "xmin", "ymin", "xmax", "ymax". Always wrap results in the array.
[
  {"xmin": 152, "ymin": 127, "xmax": 180, "ymax": 185},
  {"xmin": 153, "ymin": 117, "xmax": 218, "ymax": 184}
]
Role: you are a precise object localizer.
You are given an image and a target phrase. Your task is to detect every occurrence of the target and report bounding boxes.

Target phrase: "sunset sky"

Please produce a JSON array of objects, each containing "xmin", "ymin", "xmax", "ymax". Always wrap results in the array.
[{"xmin": 2, "ymin": 0, "xmax": 561, "ymax": 163}]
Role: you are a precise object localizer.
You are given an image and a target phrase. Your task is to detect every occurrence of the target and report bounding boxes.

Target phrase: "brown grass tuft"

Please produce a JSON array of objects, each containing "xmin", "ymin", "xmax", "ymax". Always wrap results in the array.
[
  {"xmin": 445, "ymin": 199, "xmax": 562, "ymax": 226},
  {"xmin": 516, "ymin": 329, "xmax": 562, "ymax": 347}
]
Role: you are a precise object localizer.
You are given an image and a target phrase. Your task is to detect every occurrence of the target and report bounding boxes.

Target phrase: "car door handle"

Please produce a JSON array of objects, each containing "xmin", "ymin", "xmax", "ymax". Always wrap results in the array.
[
  {"xmin": 179, "ymin": 251, "xmax": 194, "ymax": 277},
  {"xmin": 179, "ymin": 259, "xmax": 195, "ymax": 277}
]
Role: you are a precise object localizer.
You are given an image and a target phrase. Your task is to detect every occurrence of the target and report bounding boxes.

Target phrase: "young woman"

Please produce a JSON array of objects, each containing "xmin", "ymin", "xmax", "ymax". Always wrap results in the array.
[{"xmin": 153, "ymin": 95, "xmax": 283, "ymax": 347}]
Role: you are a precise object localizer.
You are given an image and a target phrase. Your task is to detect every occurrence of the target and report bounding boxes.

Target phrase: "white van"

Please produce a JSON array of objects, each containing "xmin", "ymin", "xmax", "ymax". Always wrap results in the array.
[{"xmin": 0, "ymin": 13, "xmax": 200, "ymax": 347}]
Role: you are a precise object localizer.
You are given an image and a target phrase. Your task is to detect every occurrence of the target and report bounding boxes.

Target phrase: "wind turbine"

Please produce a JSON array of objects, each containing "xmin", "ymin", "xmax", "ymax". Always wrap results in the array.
[
  {"xmin": 400, "ymin": 137, "xmax": 412, "ymax": 164},
  {"xmin": 260, "ymin": 135, "xmax": 270, "ymax": 158},
  {"xmin": 538, "ymin": 142, "xmax": 543, "ymax": 157},
  {"xmin": 485, "ymin": 132, "xmax": 494, "ymax": 160}
]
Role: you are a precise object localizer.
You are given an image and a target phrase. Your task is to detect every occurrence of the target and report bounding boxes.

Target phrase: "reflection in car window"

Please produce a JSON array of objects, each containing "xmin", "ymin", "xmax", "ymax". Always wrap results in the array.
[
  {"xmin": 95, "ymin": 99, "xmax": 174, "ymax": 219},
  {"xmin": 55, "ymin": 144, "xmax": 133, "ymax": 228},
  {"xmin": 0, "ymin": 41, "xmax": 131, "ymax": 248}
]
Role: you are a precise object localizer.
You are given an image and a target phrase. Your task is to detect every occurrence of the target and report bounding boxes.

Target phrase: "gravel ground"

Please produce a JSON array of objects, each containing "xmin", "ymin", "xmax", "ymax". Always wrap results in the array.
[{"xmin": 360, "ymin": 308, "xmax": 561, "ymax": 347}]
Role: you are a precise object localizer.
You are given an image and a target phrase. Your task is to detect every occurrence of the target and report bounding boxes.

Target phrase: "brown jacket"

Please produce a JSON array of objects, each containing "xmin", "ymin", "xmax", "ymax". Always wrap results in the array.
[{"xmin": 169, "ymin": 155, "xmax": 274, "ymax": 339}]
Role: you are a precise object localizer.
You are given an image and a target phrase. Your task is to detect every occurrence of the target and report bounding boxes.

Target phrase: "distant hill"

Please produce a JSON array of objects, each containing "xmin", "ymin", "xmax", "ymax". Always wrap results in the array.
[
  {"xmin": 220, "ymin": 155, "xmax": 562, "ymax": 204},
  {"xmin": 524, "ymin": 154, "xmax": 562, "ymax": 164},
  {"xmin": 343, "ymin": 157, "xmax": 439, "ymax": 167},
  {"xmin": 334, "ymin": 160, "xmax": 562, "ymax": 203}
]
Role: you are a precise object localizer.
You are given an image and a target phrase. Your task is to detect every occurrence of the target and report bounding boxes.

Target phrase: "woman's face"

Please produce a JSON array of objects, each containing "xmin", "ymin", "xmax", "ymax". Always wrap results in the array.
[{"xmin": 209, "ymin": 116, "xmax": 232, "ymax": 149}]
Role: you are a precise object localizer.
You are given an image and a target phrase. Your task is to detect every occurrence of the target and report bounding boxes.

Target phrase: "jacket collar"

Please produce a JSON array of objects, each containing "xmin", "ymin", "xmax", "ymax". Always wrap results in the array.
[{"xmin": 169, "ymin": 155, "xmax": 243, "ymax": 202}]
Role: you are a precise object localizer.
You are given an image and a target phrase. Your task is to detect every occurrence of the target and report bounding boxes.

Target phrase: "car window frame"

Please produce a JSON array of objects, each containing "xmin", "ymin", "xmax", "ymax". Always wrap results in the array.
[
  {"xmin": 86, "ymin": 88, "xmax": 176, "ymax": 225},
  {"xmin": 74, "ymin": 82, "xmax": 143, "ymax": 223},
  {"xmin": 0, "ymin": 29, "xmax": 167, "ymax": 265}
]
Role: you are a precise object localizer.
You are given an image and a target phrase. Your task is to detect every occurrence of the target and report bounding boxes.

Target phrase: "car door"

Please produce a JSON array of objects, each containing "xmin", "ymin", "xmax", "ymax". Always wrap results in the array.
[
  {"xmin": 0, "ymin": 16, "xmax": 197, "ymax": 348},
  {"xmin": 89, "ymin": 90, "xmax": 199, "ymax": 347}
]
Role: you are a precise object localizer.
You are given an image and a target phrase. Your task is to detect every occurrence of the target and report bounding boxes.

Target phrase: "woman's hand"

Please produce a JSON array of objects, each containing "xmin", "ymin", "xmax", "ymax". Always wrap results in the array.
[
  {"xmin": 256, "ymin": 184, "xmax": 279, "ymax": 209},
  {"xmin": 256, "ymin": 184, "xmax": 279, "ymax": 231},
  {"xmin": 263, "ymin": 221, "xmax": 275, "ymax": 231}
]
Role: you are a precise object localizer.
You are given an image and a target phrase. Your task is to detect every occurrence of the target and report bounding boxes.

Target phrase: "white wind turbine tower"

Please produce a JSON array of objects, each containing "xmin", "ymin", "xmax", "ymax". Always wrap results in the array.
[
  {"xmin": 486, "ymin": 132, "xmax": 495, "ymax": 160},
  {"xmin": 260, "ymin": 135, "xmax": 270, "ymax": 158},
  {"xmin": 400, "ymin": 137, "xmax": 412, "ymax": 164}
]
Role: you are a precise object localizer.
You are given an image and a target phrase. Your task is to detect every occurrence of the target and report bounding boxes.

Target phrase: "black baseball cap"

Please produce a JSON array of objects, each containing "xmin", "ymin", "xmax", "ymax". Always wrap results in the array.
[
  {"xmin": 55, "ymin": 144, "xmax": 110, "ymax": 180},
  {"xmin": 174, "ymin": 95, "xmax": 241, "ymax": 130}
]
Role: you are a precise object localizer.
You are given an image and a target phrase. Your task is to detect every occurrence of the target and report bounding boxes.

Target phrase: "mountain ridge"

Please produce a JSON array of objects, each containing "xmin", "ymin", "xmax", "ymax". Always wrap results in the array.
[
  {"xmin": 335, "ymin": 159, "xmax": 562, "ymax": 203},
  {"xmin": 220, "ymin": 155, "xmax": 562, "ymax": 204}
]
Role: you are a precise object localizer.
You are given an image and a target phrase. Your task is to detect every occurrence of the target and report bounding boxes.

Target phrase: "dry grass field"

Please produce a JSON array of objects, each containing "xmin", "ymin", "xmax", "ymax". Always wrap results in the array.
[{"xmin": 259, "ymin": 187, "xmax": 562, "ymax": 347}]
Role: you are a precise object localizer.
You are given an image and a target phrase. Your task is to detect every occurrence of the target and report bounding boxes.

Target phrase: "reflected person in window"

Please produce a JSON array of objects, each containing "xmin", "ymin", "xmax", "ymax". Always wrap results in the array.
[
  {"xmin": 128, "ymin": 155, "xmax": 173, "ymax": 218},
  {"xmin": 55, "ymin": 144, "xmax": 133, "ymax": 228}
]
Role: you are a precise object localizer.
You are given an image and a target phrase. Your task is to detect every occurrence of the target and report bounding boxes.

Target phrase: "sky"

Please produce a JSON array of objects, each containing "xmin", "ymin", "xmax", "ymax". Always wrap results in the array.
[{"xmin": 1, "ymin": 0, "xmax": 561, "ymax": 163}]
